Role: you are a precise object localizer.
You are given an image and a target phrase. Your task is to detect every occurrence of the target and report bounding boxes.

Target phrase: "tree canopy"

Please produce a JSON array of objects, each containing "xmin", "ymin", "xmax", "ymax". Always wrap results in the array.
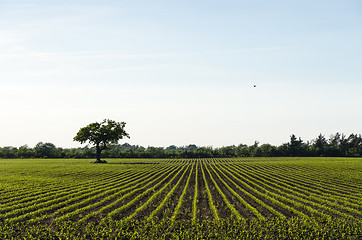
[{"xmin": 73, "ymin": 119, "xmax": 129, "ymax": 163}]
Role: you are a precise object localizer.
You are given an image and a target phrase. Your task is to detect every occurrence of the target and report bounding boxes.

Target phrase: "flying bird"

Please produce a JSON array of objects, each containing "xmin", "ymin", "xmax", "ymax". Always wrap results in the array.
[{"xmin": 253, "ymin": 85, "xmax": 256, "ymax": 87}]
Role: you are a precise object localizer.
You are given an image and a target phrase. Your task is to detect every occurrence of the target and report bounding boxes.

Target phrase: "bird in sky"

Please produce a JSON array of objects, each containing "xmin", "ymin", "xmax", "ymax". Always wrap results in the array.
[{"xmin": 253, "ymin": 85, "xmax": 256, "ymax": 87}]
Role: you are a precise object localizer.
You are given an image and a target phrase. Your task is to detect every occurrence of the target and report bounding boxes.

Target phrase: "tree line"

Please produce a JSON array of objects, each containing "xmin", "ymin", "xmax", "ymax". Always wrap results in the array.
[{"xmin": 1, "ymin": 133, "xmax": 362, "ymax": 159}]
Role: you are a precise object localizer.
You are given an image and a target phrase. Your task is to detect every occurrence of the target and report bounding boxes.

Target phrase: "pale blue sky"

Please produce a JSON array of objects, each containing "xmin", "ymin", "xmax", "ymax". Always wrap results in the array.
[{"xmin": 1, "ymin": 0, "xmax": 361, "ymax": 148}]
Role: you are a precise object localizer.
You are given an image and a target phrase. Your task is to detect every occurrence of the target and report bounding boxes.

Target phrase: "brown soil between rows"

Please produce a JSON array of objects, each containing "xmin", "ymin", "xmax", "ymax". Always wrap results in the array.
[
  {"xmin": 196, "ymin": 163, "xmax": 214, "ymax": 221},
  {"xmin": 200, "ymin": 163, "xmax": 233, "ymax": 220},
  {"xmin": 209, "ymin": 164, "xmax": 274, "ymax": 218},
  {"xmin": 257, "ymin": 165, "xmax": 360, "ymax": 195},
  {"xmin": 243, "ymin": 166, "xmax": 362, "ymax": 215},
  {"xmin": 110, "ymin": 166, "xmax": 184, "ymax": 221},
  {"xmin": 227, "ymin": 164, "xmax": 351, "ymax": 218},
  {"xmin": 46, "ymin": 171, "xmax": 154, "ymax": 222},
  {"xmin": 232, "ymin": 164, "xmax": 362, "ymax": 216},
  {"xmin": 133, "ymin": 165, "xmax": 192, "ymax": 222},
  {"xmin": 78, "ymin": 166, "xmax": 180, "ymax": 222},
  {"xmin": 0, "ymin": 172, "xmax": 125, "ymax": 207},
  {"xmin": 217, "ymin": 165, "xmax": 296, "ymax": 218},
  {"xmin": 174, "ymin": 165, "xmax": 195, "ymax": 221},
  {"xmin": 222, "ymin": 164, "xmax": 309, "ymax": 218},
  {"xmin": 206, "ymin": 164, "xmax": 257, "ymax": 218},
  {"xmin": 252, "ymin": 166, "xmax": 361, "ymax": 204}
]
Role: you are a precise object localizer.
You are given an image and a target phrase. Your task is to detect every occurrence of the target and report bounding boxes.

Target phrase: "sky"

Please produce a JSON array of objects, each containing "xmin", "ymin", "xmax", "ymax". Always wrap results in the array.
[{"xmin": 1, "ymin": 0, "xmax": 362, "ymax": 148}]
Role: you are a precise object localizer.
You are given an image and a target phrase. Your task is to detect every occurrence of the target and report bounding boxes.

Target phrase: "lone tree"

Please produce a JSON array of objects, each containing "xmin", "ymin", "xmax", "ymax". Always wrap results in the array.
[{"xmin": 73, "ymin": 119, "xmax": 129, "ymax": 163}]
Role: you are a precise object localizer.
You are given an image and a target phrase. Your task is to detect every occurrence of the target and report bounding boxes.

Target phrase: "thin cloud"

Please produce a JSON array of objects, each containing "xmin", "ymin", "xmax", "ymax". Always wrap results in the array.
[
  {"xmin": 0, "ymin": 46, "xmax": 301, "ymax": 61},
  {"xmin": 0, "ymin": 36, "xmax": 17, "ymax": 44},
  {"xmin": 200, "ymin": 46, "xmax": 302, "ymax": 55}
]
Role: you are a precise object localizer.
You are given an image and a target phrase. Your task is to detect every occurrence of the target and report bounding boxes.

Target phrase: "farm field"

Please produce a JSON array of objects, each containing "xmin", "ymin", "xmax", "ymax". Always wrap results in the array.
[{"xmin": 0, "ymin": 157, "xmax": 361, "ymax": 239}]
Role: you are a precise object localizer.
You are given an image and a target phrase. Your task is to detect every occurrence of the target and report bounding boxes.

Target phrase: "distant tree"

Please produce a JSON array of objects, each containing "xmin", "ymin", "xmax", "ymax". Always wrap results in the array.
[
  {"xmin": 259, "ymin": 144, "xmax": 277, "ymax": 157},
  {"xmin": 145, "ymin": 147, "xmax": 165, "ymax": 158},
  {"xmin": 0, "ymin": 146, "xmax": 18, "ymax": 158},
  {"xmin": 288, "ymin": 134, "xmax": 304, "ymax": 156},
  {"xmin": 328, "ymin": 132, "xmax": 342, "ymax": 156},
  {"xmin": 186, "ymin": 144, "xmax": 198, "ymax": 152},
  {"xmin": 313, "ymin": 134, "xmax": 328, "ymax": 156},
  {"xmin": 347, "ymin": 134, "xmax": 362, "ymax": 156},
  {"xmin": 18, "ymin": 145, "xmax": 34, "ymax": 158},
  {"xmin": 194, "ymin": 146, "xmax": 214, "ymax": 158},
  {"xmin": 130, "ymin": 146, "xmax": 143, "ymax": 158},
  {"xmin": 277, "ymin": 143, "xmax": 289, "ymax": 156},
  {"xmin": 252, "ymin": 147, "xmax": 263, "ymax": 157},
  {"xmin": 34, "ymin": 142, "xmax": 57, "ymax": 158},
  {"xmin": 165, "ymin": 145, "xmax": 182, "ymax": 158},
  {"xmin": 339, "ymin": 133, "xmax": 349, "ymax": 156},
  {"xmin": 73, "ymin": 119, "xmax": 129, "ymax": 163},
  {"xmin": 219, "ymin": 145, "xmax": 236, "ymax": 157},
  {"xmin": 166, "ymin": 145, "xmax": 177, "ymax": 151},
  {"xmin": 235, "ymin": 144, "xmax": 250, "ymax": 157}
]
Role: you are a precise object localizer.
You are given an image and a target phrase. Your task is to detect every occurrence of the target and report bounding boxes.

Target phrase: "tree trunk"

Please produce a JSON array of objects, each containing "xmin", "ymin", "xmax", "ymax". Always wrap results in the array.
[{"xmin": 95, "ymin": 144, "xmax": 102, "ymax": 163}]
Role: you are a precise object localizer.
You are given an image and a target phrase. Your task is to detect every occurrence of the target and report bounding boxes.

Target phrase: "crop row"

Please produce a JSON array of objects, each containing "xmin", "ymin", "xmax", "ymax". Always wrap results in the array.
[{"xmin": 0, "ymin": 158, "xmax": 360, "ymax": 224}]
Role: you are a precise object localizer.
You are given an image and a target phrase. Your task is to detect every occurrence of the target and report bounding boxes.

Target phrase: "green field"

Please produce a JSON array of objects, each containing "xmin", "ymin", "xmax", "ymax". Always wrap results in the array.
[{"xmin": 1, "ymin": 158, "xmax": 361, "ymax": 239}]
